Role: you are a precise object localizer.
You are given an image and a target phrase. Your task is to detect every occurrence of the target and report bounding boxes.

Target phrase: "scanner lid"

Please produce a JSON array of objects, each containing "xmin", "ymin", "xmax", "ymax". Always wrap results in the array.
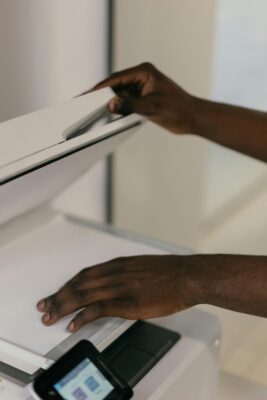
[
  {"xmin": 0, "ymin": 88, "xmax": 113, "ymax": 168},
  {"xmin": 0, "ymin": 88, "xmax": 141, "ymax": 185},
  {"xmin": 0, "ymin": 88, "xmax": 143, "ymax": 225}
]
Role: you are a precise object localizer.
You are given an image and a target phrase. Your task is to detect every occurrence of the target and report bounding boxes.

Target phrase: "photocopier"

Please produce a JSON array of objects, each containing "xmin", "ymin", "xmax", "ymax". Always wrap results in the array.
[{"xmin": 0, "ymin": 88, "xmax": 221, "ymax": 399}]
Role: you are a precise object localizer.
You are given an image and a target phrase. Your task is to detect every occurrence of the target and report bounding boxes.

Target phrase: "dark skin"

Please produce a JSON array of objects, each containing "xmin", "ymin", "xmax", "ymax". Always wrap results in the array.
[{"xmin": 37, "ymin": 63, "xmax": 267, "ymax": 333}]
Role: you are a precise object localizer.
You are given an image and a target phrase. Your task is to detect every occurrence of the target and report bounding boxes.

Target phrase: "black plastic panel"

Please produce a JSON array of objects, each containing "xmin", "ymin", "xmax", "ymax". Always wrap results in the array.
[{"xmin": 103, "ymin": 321, "xmax": 181, "ymax": 387}]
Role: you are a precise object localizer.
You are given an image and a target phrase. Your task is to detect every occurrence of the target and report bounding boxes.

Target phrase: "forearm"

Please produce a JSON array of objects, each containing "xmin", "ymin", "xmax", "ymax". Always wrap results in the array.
[
  {"xmin": 192, "ymin": 97, "xmax": 267, "ymax": 163},
  {"xmin": 190, "ymin": 254, "xmax": 267, "ymax": 317}
]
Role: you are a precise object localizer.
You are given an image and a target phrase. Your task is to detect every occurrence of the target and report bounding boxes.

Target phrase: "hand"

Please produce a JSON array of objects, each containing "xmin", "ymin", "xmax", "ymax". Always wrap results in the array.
[
  {"xmin": 93, "ymin": 63, "xmax": 196, "ymax": 134},
  {"xmin": 37, "ymin": 255, "xmax": 200, "ymax": 333}
]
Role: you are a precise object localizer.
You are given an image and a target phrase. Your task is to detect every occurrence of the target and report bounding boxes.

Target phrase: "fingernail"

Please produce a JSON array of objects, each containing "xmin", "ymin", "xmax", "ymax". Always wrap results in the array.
[
  {"xmin": 42, "ymin": 313, "xmax": 51, "ymax": 324},
  {"xmin": 37, "ymin": 299, "xmax": 46, "ymax": 311},
  {"xmin": 67, "ymin": 322, "xmax": 75, "ymax": 333},
  {"xmin": 109, "ymin": 97, "xmax": 123, "ymax": 113}
]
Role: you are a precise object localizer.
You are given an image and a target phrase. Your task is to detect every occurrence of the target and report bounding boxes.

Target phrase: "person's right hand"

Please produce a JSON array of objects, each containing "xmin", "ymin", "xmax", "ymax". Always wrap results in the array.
[{"xmin": 93, "ymin": 63, "xmax": 196, "ymax": 134}]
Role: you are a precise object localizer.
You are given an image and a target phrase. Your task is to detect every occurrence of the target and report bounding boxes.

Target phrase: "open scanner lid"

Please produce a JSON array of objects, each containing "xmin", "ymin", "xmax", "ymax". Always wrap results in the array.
[{"xmin": 0, "ymin": 88, "xmax": 143, "ymax": 225}]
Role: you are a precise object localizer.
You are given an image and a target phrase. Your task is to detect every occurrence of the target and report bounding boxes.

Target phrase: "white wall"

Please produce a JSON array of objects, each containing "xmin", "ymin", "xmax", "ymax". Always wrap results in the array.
[
  {"xmin": 200, "ymin": 0, "xmax": 267, "ymax": 253},
  {"xmin": 112, "ymin": 0, "xmax": 216, "ymax": 249},
  {"xmin": 0, "ymin": 0, "xmax": 109, "ymax": 221},
  {"xmin": 112, "ymin": 1, "xmax": 267, "ymax": 254}
]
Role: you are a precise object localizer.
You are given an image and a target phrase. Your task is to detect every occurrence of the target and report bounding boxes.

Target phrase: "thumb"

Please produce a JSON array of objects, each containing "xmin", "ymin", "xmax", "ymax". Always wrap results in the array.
[
  {"xmin": 108, "ymin": 96, "xmax": 128, "ymax": 114},
  {"xmin": 108, "ymin": 93, "xmax": 157, "ymax": 116}
]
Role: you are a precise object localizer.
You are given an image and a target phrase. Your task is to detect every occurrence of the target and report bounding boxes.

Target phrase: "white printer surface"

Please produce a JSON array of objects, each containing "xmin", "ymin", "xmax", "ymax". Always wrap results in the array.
[
  {"xmin": 0, "ymin": 89, "xmax": 220, "ymax": 399},
  {"xmin": 0, "ymin": 212, "xmax": 220, "ymax": 400},
  {"xmin": 0, "ymin": 211, "xmax": 175, "ymax": 359}
]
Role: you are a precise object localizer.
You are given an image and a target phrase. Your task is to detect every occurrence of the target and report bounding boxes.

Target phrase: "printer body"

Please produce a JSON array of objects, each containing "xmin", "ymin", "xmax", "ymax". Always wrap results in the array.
[{"xmin": 0, "ymin": 89, "xmax": 220, "ymax": 399}]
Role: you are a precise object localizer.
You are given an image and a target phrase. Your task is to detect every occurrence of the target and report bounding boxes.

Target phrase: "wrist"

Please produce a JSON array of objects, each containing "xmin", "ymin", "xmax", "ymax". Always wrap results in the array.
[
  {"xmin": 171, "ymin": 91, "xmax": 202, "ymax": 135},
  {"xmin": 188, "ymin": 96, "xmax": 207, "ymax": 136},
  {"xmin": 178, "ymin": 255, "xmax": 213, "ymax": 306}
]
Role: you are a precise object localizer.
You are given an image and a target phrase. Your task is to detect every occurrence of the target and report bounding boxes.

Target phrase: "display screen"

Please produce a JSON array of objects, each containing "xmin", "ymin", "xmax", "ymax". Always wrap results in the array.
[{"xmin": 53, "ymin": 358, "xmax": 114, "ymax": 400}]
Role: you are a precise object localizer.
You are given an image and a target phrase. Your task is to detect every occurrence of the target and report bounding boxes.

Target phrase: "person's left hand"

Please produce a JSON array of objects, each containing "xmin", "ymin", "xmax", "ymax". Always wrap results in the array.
[{"xmin": 37, "ymin": 255, "xmax": 200, "ymax": 333}]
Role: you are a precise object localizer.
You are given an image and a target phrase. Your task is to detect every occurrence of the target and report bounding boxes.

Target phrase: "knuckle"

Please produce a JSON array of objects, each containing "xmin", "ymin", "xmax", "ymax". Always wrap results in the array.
[
  {"xmin": 111, "ymin": 256, "xmax": 133, "ymax": 265},
  {"xmin": 74, "ymin": 310, "xmax": 87, "ymax": 326},
  {"xmin": 48, "ymin": 310, "xmax": 58, "ymax": 322},
  {"xmin": 43, "ymin": 296, "xmax": 53, "ymax": 309},
  {"xmin": 53, "ymin": 303, "xmax": 62, "ymax": 315},
  {"xmin": 72, "ymin": 289, "xmax": 88, "ymax": 303},
  {"xmin": 89, "ymin": 264, "xmax": 103, "ymax": 273},
  {"xmin": 47, "ymin": 294, "xmax": 56, "ymax": 305},
  {"xmin": 48, "ymin": 294, "xmax": 60, "ymax": 311},
  {"xmin": 79, "ymin": 267, "xmax": 89, "ymax": 277},
  {"xmin": 89, "ymin": 264, "xmax": 109, "ymax": 278},
  {"xmin": 94, "ymin": 301, "xmax": 107, "ymax": 315},
  {"xmin": 140, "ymin": 62, "xmax": 155, "ymax": 72},
  {"xmin": 110, "ymin": 71, "xmax": 119, "ymax": 80},
  {"xmin": 112, "ymin": 256, "xmax": 127, "ymax": 263},
  {"xmin": 68, "ymin": 279, "xmax": 81, "ymax": 291}
]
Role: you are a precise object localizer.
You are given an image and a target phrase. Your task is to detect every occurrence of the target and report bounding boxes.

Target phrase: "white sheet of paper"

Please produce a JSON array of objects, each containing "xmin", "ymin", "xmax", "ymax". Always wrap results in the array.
[{"xmin": 0, "ymin": 216, "xmax": 167, "ymax": 356}]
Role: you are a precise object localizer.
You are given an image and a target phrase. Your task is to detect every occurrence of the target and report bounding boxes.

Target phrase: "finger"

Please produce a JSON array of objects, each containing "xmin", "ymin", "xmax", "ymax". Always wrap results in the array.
[
  {"xmin": 73, "ymin": 69, "xmax": 139, "ymax": 97},
  {"xmin": 37, "ymin": 264, "xmax": 124, "ymax": 312},
  {"xmin": 92, "ymin": 64, "xmax": 149, "ymax": 91},
  {"xmin": 109, "ymin": 93, "xmax": 159, "ymax": 117},
  {"xmin": 67, "ymin": 299, "xmax": 134, "ymax": 332},
  {"xmin": 77, "ymin": 257, "xmax": 136, "ymax": 280},
  {"xmin": 37, "ymin": 257, "xmax": 134, "ymax": 313},
  {"xmin": 108, "ymin": 96, "xmax": 125, "ymax": 114},
  {"xmin": 40, "ymin": 285, "xmax": 127, "ymax": 326},
  {"xmin": 40, "ymin": 291, "xmax": 77, "ymax": 326}
]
